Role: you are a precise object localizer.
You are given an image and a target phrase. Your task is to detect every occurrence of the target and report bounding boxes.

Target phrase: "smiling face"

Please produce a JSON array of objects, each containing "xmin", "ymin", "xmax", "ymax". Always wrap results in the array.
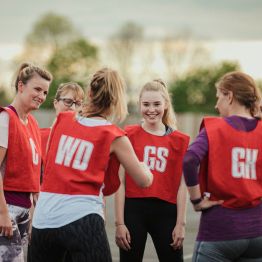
[
  {"xmin": 18, "ymin": 74, "xmax": 50, "ymax": 111},
  {"xmin": 140, "ymin": 90, "xmax": 167, "ymax": 125}
]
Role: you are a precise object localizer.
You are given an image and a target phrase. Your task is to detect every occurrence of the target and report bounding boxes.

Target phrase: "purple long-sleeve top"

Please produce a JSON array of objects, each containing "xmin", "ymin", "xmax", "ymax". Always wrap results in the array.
[{"xmin": 183, "ymin": 115, "xmax": 262, "ymax": 241}]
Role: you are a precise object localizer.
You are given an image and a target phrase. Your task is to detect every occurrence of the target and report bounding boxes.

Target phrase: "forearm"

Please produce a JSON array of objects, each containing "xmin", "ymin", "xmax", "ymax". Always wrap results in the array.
[
  {"xmin": 114, "ymin": 169, "xmax": 132, "ymax": 251},
  {"xmin": 187, "ymin": 184, "xmax": 202, "ymax": 200},
  {"xmin": 115, "ymin": 185, "xmax": 125, "ymax": 225},
  {"xmin": 176, "ymin": 177, "xmax": 187, "ymax": 226},
  {"xmin": 114, "ymin": 166, "xmax": 126, "ymax": 225},
  {"xmin": 0, "ymin": 175, "xmax": 13, "ymax": 237},
  {"xmin": 0, "ymin": 176, "xmax": 8, "ymax": 215},
  {"xmin": 183, "ymin": 128, "xmax": 209, "ymax": 187},
  {"xmin": 183, "ymin": 151, "xmax": 200, "ymax": 186},
  {"xmin": 0, "ymin": 146, "xmax": 8, "ymax": 214},
  {"xmin": 183, "ymin": 151, "xmax": 205, "ymax": 201},
  {"xmin": 112, "ymin": 136, "xmax": 153, "ymax": 187}
]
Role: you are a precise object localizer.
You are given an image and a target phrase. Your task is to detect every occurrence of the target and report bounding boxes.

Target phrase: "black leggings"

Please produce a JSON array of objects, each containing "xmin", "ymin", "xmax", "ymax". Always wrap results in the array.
[
  {"xmin": 29, "ymin": 214, "xmax": 112, "ymax": 262},
  {"xmin": 120, "ymin": 198, "xmax": 183, "ymax": 262}
]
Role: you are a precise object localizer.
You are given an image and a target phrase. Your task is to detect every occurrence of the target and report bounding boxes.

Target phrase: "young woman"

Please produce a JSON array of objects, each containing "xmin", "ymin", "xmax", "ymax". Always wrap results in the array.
[
  {"xmin": 183, "ymin": 71, "xmax": 262, "ymax": 261},
  {"xmin": 40, "ymin": 82, "xmax": 117, "ymax": 197},
  {"xmin": 30, "ymin": 68, "xmax": 153, "ymax": 262},
  {"xmin": 115, "ymin": 79, "xmax": 189, "ymax": 262},
  {"xmin": 38, "ymin": 82, "xmax": 84, "ymax": 262},
  {"xmin": 40, "ymin": 82, "xmax": 84, "ymax": 164},
  {"xmin": 0, "ymin": 62, "xmax": 52, "ymax": 261}
]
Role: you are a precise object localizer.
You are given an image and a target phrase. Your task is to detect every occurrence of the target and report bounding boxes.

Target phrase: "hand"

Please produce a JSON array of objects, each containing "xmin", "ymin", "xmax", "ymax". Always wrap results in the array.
[
  {"xmin": 115, "ymin": 224, "xmax": 131, "ymax": 251},
  {"xmin": 0, "ymin": 212, "xmax": 13, "ymax": 238},
  {"xmin": 170, "ymin": 223, "xmax": 185, "ymax": 250},
  {"xmin": 194, "ymin": 197, "xmax": 224, "ymax": 212}
]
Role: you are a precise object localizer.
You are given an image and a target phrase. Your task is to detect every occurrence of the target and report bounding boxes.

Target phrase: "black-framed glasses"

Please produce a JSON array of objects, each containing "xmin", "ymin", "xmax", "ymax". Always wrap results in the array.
[{"xmin": 58, "ymin": 98, "xmax": 82, "ymax": 108}]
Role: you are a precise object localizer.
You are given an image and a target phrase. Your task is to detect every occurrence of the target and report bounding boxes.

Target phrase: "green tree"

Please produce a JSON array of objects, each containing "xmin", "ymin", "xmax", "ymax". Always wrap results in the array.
[
  {"xmin": 41, "ymin": 38, "xmax": 98, "ymax": 109},
  {"xmin": 48, "ymin": 38, "xmax": 97, "ymax": 80},
  {"xmin": 16, "ymin": 12, "xmax": 80, "ymax": 64},
  {"xmin": 108, "ymin": 21, "xmax": 143, "ymax": 92},
  {"xmin": 26, "ymin": 12, "xmax": 79, "ymax": 49},
  {"xmin": 170, "ymin": 61, "xmax": 240, "ymax": 113},
  {"xmin": 0, "ymin": 86, "xmax": 11, "ymax": 106},
  {"xmin": 15, "ymin": 12, "xmax": 99, "ymax": 109},
  {"xmin": 162, "ymin": 31, "xmax": 210, "ymax": 82}
]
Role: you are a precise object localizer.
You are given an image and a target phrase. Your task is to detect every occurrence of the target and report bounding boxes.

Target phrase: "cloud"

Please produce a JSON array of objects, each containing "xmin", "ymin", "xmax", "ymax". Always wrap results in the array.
[{"xmin": 0, "ymin": 0, "xmax": 262, "ymax": 43}]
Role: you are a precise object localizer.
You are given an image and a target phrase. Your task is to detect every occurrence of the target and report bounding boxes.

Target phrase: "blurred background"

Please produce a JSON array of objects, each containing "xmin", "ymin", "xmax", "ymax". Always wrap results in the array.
[{"xmin": 1, "ymin": 0, "xmax": 262, "ymax": 261}]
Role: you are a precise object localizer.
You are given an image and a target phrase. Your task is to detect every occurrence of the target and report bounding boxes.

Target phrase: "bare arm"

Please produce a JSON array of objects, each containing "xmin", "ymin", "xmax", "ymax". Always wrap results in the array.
[
  {"xmin": 114, "ymin": 166, "xmax": 131, "ymax": 250},
  {"xmin": 111, "ymin": 136, "xmax": 153, "ymax": 187},
  {"xmin": 114, "ymin": 166, "xmax": 126, "ymax": 227},
  {"xmin": 187, "ymin": 185, "xmax": 202, "ymax": 201},
  {"xmin": 188, "ymin": 185, "xmax": 223, "ymax": 211},
  {"xmin": 0, "ymin": 146, "xmax": 13, "ymax": 237},
  {"xmin": 171, "ymin": 176, "xmax": 187, "ymax": 249}
]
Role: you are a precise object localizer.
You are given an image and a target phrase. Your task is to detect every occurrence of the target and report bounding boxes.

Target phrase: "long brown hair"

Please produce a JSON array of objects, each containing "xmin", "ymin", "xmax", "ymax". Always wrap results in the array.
[{"xmin": 216, "ymin": 71, "xmax": 261, "ymax": 117}]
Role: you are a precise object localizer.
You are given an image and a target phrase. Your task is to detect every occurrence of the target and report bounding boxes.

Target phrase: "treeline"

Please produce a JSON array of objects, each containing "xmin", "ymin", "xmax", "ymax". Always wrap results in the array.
[{"xmin": 1, "ymin": 12, "xmax": 260, "ymax": 113}]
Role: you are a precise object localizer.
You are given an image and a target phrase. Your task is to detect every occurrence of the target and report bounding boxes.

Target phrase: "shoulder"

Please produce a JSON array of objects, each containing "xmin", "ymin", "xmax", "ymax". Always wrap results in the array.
[
  {"xmin": 171, "ymin": 130, "xmax": 190, "ymax": 141},
  {"xmin": 0, "ymin": 107, "xmax": 15, "ymax": 120},
  {"xmin": 0, "ymin": 110, "xmax": 9, "ymax": 148},
  {"xmin": 58, "ymin": 111, "xmax": 76, "ymax": 120},
  {"xmin": 55, "ymin": 111, "xmax": 76, "ymax": 125},
  {"xmin": 124, "ymin": 124, "xmax": 140, "ymax": 135},
  {"xmin": 0, "ymin": 110, "xmax": 10, "ymax": 125},
  {"xmin": 200, "ymin": 116, "xmax": 223, "ymax": 130},
  {"xmin": 257, "ymin": 119, "xmax": 262, "ymax": 127},
  {"xmin": 108, "ymin": 124, "xmax": 126, "ymax": 137},
  {"xmin": 167, "ymin": 130, "xmax": 190, "ymax": 149}
]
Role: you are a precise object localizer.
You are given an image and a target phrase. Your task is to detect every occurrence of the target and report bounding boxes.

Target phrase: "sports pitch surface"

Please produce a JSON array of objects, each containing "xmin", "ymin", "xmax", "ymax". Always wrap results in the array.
[{"xmin": 105, "ymin": 196, "xmax": 200, "ymax": 262}]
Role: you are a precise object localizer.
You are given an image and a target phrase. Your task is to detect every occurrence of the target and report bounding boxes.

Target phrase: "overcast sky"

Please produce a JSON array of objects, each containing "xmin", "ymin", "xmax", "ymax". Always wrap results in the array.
[{"xmin": 1, "ymin": 0, "xmax": 262, "ymax": 44}]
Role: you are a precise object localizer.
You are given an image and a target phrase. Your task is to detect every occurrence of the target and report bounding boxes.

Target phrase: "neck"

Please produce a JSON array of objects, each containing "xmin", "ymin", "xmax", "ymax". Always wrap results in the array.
[
  {"xmin": 142, "ymin": 121, "xmax": 166, "ymax": 135},
  {"xmin": 228, "ymin": 105, "xmax": 253, "ymax": 119},
  {"xmin": 82, "ymin": 112, "xmax": 107, "ymax": 120},
  {"xmin": 11, "ymin": 99, "xmax": 29, "ymax": 123}
]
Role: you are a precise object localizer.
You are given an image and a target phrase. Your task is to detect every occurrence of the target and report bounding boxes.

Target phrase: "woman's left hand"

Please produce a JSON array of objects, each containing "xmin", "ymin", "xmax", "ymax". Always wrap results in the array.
[
  {"xmin": 170, "ymin": 223, "xmax": 185, "ymax": 250},
  {"xmin": 194, "ymin": 198, "xmax": 224, "ymax": 212}
]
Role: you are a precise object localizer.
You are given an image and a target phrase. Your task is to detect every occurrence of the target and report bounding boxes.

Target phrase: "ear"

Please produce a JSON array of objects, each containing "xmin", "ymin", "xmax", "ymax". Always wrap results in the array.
[
  {"xmin": 17, "ymin": 81, "xmax": 24, "ymax": 93},
  {"xmin": 53, "ymin": 99, "xmax": 58, "ymax": 109},
  {"xmin": 228, "ymin": 91, "xmax": 234, "ymax": 105},
  {"xmin": 87, "ymin": 90, "xmax": 92, "ymax": 98}
]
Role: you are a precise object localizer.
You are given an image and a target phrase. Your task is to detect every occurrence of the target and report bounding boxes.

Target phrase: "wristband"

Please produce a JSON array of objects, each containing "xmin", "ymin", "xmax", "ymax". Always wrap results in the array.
[{"xmin": 190, "ymin": 197, "xmax": 203, "ymax": 205}]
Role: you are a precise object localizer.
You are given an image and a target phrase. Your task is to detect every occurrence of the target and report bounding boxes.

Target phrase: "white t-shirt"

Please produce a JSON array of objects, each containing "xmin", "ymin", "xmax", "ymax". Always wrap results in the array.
[
  {"xmin": 0, "ymin": 111, "xmax": 9, "ymax": 177},
  {"xmin": 33, "ymin": 117, "xmax": 112, "ymax": 229},
  {"xmin": 0, "ymin": 111, "xmax": 9, "ymax": 148}
]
